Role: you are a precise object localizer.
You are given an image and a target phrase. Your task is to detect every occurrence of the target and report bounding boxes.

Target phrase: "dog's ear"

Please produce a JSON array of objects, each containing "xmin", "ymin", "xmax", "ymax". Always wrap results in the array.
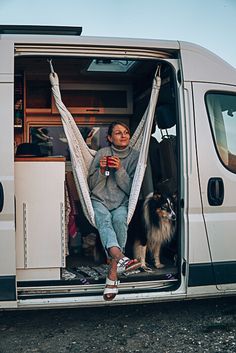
[
  {"xmin": 172, "ymin": 193, "xmax": 177, "ymax": 201},
  {"xmin": 153, "ymin": 192, "xmax": 162, "ymax": 200}
]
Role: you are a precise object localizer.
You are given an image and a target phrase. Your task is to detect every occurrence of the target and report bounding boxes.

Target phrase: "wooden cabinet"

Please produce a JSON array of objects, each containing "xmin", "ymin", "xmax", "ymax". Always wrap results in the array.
[
  {"xmin": 25, "ymin": 79, "xmax": 133, "ymax": 115},
  {"xmin": 25, "ymin": 79, "xmax": 52, "ymax": 114},
  {"xmin": 15, "ymin": 157, "xmax": 65, "ymax": 281}
]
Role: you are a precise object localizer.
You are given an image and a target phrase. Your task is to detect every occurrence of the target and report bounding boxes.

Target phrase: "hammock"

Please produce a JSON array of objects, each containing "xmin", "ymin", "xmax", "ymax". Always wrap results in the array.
[{"xmin": 49, "ymin": 63, "xmax": 161, "ymax": 226}]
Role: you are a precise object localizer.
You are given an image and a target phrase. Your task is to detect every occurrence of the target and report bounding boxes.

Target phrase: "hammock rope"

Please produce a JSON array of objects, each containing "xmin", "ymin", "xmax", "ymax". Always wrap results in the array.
[{"xmin": 49, "ymin": 63, "xmax": 161, "ymax": 226}]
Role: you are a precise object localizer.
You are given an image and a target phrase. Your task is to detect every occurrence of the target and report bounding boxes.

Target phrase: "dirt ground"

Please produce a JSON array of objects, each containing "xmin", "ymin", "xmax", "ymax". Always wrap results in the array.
[{"xmin": 0, "ymin": 296, "xmax": 235, "ymax": 353}]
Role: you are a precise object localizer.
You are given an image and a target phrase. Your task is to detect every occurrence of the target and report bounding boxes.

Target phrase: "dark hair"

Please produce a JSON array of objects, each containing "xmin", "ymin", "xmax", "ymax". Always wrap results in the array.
[{"xmin": 107, "ymin": 121, "xmax": 130, "ymax": 137}]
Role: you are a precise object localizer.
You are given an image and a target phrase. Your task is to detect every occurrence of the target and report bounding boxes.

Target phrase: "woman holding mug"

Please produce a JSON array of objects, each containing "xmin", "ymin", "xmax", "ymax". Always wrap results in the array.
[{"xmin": 88, "ymin": 121, "xmax": 141, "ymax": 301}]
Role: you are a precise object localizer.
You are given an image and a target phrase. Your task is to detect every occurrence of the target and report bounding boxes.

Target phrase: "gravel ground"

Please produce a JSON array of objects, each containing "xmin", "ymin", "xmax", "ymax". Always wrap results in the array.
[{"xmin": 0, "ymin": 296, "xmax": 235, "ymax": 353}]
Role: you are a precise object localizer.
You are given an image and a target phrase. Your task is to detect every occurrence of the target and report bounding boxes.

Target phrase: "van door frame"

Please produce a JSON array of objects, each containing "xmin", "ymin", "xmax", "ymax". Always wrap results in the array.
[
  {"xmin": 0, "ymin": 39, "xmax": 17, "ymax": 308},
  {"xmin": 183, "ymin": 82, "xmax": 216, "ymax": 294},
  {"xmin": 14, "ymin": 50, "xmax": 187, "ymax": 305}
]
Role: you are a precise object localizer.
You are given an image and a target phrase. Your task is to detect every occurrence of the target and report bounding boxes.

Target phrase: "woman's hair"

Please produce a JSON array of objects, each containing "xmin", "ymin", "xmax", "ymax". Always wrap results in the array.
[{"xmin": 107, "ymin": 121, "xmax": 130, "ymax": 137}]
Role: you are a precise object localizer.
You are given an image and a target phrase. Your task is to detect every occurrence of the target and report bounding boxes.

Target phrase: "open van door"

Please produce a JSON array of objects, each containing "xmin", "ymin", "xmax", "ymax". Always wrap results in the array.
[
  {"xmin": 193, "ymin": 82, "xmax": 236, "ymax": 291},
  {"xmin": 0, "ymin": 40, "xmax": 17, "ymax": 308}
]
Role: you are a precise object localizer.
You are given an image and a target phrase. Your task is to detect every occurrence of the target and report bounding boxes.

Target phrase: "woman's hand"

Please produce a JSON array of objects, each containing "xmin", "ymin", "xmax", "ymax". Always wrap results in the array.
[
  {"xmin": 99, "ymin": 156, "xmax": 121, "ymax": 174},
  {"xmin": 99, "ymin": 156, "xmax": 108, "ymax": 174}
]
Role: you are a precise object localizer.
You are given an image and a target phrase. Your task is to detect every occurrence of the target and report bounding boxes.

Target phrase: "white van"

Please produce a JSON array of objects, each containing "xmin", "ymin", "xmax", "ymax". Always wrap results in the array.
[{"xmin": 1, "ymin": 25, "xmax": 236, "ymax": 309}]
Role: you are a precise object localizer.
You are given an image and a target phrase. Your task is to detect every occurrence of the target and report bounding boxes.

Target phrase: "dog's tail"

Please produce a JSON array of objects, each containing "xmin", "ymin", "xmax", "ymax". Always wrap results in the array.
[{"xmin": 143, "ymin": 194, "xmax": 160, "ymax": 230}]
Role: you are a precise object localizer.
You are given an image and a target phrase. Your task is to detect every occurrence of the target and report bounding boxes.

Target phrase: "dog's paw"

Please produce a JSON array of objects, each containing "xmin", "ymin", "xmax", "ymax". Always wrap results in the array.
[
  {"xmin": 173, "ymin": 254, "xmax": 178, "ymax": 266},
  {"xmin": 154, "ymin": 263, "xmax": 165, "ymax": 269},
  {"xmin": 140, "ymin": 265, "xmax": 153, "ymax": 272}
]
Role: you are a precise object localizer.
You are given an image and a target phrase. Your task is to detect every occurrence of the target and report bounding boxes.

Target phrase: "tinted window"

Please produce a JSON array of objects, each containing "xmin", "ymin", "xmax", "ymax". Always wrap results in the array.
[{"xmin": 206, "ymin": 92, "xmax": 236, "ymax": 173}]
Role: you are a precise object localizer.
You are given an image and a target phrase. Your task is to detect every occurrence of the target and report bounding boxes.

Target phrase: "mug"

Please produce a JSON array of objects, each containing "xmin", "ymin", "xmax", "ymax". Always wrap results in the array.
[
  {"xmin": 106, "ymin": 155, "xmax": 113, "ymax": 167},
  {"xmin": 105, "ymin": 155, "xmax": 113, "ymax": 176}
]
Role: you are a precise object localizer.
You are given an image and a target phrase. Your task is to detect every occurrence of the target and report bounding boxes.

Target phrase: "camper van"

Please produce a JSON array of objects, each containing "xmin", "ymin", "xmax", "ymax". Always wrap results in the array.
[{"xmin": 0, "ymin": 25, "xmax": 236, "ymax": 309}]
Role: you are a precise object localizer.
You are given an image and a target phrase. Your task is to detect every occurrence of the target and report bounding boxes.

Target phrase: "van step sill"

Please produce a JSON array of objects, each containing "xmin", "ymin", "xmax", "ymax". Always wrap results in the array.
[{"xmin": 17, "ymin": 278, "xmax": 178, "ymax": 300}]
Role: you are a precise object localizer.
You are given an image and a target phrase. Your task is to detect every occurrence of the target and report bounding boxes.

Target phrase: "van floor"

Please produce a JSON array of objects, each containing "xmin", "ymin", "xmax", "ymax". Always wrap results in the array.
[{"xmin": 63, "ymin": 254, "xmax": 178, "ymax": 285}]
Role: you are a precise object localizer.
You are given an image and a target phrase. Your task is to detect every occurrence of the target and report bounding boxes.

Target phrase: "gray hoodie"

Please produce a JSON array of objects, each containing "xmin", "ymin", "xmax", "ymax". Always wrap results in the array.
[{"xmin": 88, "ymin": 145, "xmax": 139, "ymax": 211}]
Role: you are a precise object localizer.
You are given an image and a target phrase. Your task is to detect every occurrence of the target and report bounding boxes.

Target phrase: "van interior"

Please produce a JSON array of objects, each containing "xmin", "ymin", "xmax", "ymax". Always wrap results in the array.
[{"xmin": 14, "ymin": 55, "xmax": 180, "ymax": 298}]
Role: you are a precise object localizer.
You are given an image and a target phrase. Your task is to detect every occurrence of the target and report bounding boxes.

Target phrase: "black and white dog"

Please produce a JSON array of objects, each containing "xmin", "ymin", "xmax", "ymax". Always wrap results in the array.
[{"xmin": 132, "ymin": 192, "xmax": 177, "ymax": 270}]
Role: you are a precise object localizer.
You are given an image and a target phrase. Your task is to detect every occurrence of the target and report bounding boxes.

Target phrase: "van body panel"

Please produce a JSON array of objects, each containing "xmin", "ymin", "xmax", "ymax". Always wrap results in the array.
[
  {"xmin": 3, "ymin": 34, "xmax": 180, "ymax": 50},
  {"xmin": 179, "ymin": 41, "xmax": 236, "ymax": 85},
  {"xmin": 0, "ymin": 40, "xmax": 14, "ymax": 77},
  {"xmin": 0, "ymin": 276, "xmax": 16, "ymax": 301},
  {"xmin": 0, "ymin": 40, "xmax": 17, "ymax": 304},
  {"xmin": 0, "ymin": 83, "xmax": 15, "ymax": 274},
  {"xmin": 188, "ymin": 263, "xmax": 215, "ymax": 287},
  {"xmin": 0, "ymin": 301, "xmax": 17, "ymax": 309},
  {"xmin": 183, "ymin": 84, "xmax": 213, "ymax": 265},
  {"xmin": 17, "ymin": 285, "xmax": 188, "ymax": 309},
  {"xmin": 193, "ymin": 82, "xmax": 236, "ymax": 290}
]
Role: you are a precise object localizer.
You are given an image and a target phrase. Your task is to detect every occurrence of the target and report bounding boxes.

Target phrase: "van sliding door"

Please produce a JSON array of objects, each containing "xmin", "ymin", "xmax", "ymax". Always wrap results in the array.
[
  {"xmin": 0, "ymin": 40, "xmax": 17, "ymax": 308},
  {"xmin": 193, "ymin": 82, "xmax": 236, "ymax": 291}
]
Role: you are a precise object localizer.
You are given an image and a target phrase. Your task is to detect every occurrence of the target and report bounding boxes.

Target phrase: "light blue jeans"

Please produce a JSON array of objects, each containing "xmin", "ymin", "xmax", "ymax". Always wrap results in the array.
[{"xmin": 92, "ymin": 200, "xmax": 128, "ymax": 257}]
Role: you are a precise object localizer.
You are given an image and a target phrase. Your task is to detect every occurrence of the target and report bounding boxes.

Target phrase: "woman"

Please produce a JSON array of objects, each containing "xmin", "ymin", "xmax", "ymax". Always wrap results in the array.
[{"xmin": 88, "ymin": 121, "xmax": 141, "ymax": 301}]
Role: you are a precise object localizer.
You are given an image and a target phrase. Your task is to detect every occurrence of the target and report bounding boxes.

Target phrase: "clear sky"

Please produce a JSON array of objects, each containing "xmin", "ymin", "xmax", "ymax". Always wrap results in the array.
[{"xmin": 0, "ymin": 0, "xmax": 235, "ymax": 68}]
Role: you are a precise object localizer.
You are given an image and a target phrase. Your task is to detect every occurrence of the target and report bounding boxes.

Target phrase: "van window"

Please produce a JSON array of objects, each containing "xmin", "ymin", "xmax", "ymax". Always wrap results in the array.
[
  {"xmin": 29, "ymin": 125, "xmax": 109, "ymax": 158},
  {"xmin": 206, "ymin": 92, "xmax": 236, "ymax": 173}
]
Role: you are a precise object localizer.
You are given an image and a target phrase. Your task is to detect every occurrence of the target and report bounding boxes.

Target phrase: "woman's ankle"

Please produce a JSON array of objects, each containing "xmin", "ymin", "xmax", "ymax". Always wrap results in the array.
[
  {"xmin": 108, "ymin": 259, "xmax": 117, "ymax": 281},
  {"xmin": 108, "ymin": 246, "xmax": 124, "ymax": 262}
]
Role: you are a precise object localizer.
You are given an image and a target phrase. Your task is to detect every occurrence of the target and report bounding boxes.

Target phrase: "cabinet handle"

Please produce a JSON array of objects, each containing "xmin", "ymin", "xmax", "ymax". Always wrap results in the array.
[
  {"xmin": 0, "ymin": 182, "xmax": 4, "ymax": 213},
  {"xmin": 85, "ymin": 109, "xmax": 100, "ymax": 112}
]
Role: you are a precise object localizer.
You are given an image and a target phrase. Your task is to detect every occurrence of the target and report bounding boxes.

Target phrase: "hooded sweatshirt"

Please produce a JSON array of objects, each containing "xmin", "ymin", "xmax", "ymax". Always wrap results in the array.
[{"xmin": 88, "ymin": 145, "xmax": 139, "ymax": 211}]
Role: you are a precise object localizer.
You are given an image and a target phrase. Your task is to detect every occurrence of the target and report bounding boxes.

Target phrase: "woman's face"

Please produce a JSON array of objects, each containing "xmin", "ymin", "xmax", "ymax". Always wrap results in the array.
[{"xmin": 108, "ymin": 124, "xmax": 130, "ymax": 149}]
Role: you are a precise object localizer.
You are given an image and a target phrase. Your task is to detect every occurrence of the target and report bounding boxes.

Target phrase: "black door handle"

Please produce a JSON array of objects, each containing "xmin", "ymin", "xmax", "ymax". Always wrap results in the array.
[
  {"xmin": 207, "ymin": 177, "xmax": 224, "ymax": 206},
  {"xmin": 0, "ymin": 182, "xmax": 4, "ymax": 212}
]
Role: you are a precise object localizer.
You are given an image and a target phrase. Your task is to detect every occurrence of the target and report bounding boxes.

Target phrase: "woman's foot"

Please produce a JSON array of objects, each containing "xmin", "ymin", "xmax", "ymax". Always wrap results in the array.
[
  {"xmin": 117, "ymin": 257, "xmax": 142, "ymax": 274},
  {"xmin": 103, "ymin": 259, "xmax": 119, "ymax": 301},
  {"xmin": 107, "ymin": 247, "xmax": 142, "ymax": 275}
]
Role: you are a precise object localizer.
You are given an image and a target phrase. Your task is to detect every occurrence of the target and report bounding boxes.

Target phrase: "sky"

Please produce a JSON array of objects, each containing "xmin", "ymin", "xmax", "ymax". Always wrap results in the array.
[{"xmin": 0, "ymin": 0, "xmax": 235, "ymax": 68}]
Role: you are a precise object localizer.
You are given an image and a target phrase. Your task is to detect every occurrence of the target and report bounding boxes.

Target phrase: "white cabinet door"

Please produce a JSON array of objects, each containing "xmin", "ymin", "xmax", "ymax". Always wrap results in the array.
[{"xmin": 15, "ymin": 160, "xmax": 65, "ymax": 280}]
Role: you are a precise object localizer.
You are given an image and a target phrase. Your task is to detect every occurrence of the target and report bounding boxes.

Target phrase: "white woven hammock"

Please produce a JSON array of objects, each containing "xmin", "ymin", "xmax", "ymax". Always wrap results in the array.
[{"xmin": 49, "ymin": 65, "xmax": 161, "ymax": 226}]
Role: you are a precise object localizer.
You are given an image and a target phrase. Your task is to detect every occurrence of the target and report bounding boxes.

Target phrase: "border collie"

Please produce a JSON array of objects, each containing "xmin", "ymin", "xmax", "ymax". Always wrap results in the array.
[{"xmin": 133, "ymin": 192, "xmax": 176, "ymax": 270}]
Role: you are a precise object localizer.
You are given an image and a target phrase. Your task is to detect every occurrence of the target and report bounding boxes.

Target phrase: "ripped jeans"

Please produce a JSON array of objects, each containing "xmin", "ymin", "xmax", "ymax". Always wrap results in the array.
[{"xmin": 92, "ymin": 200, "xmax": 128, "ymax": 258}]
